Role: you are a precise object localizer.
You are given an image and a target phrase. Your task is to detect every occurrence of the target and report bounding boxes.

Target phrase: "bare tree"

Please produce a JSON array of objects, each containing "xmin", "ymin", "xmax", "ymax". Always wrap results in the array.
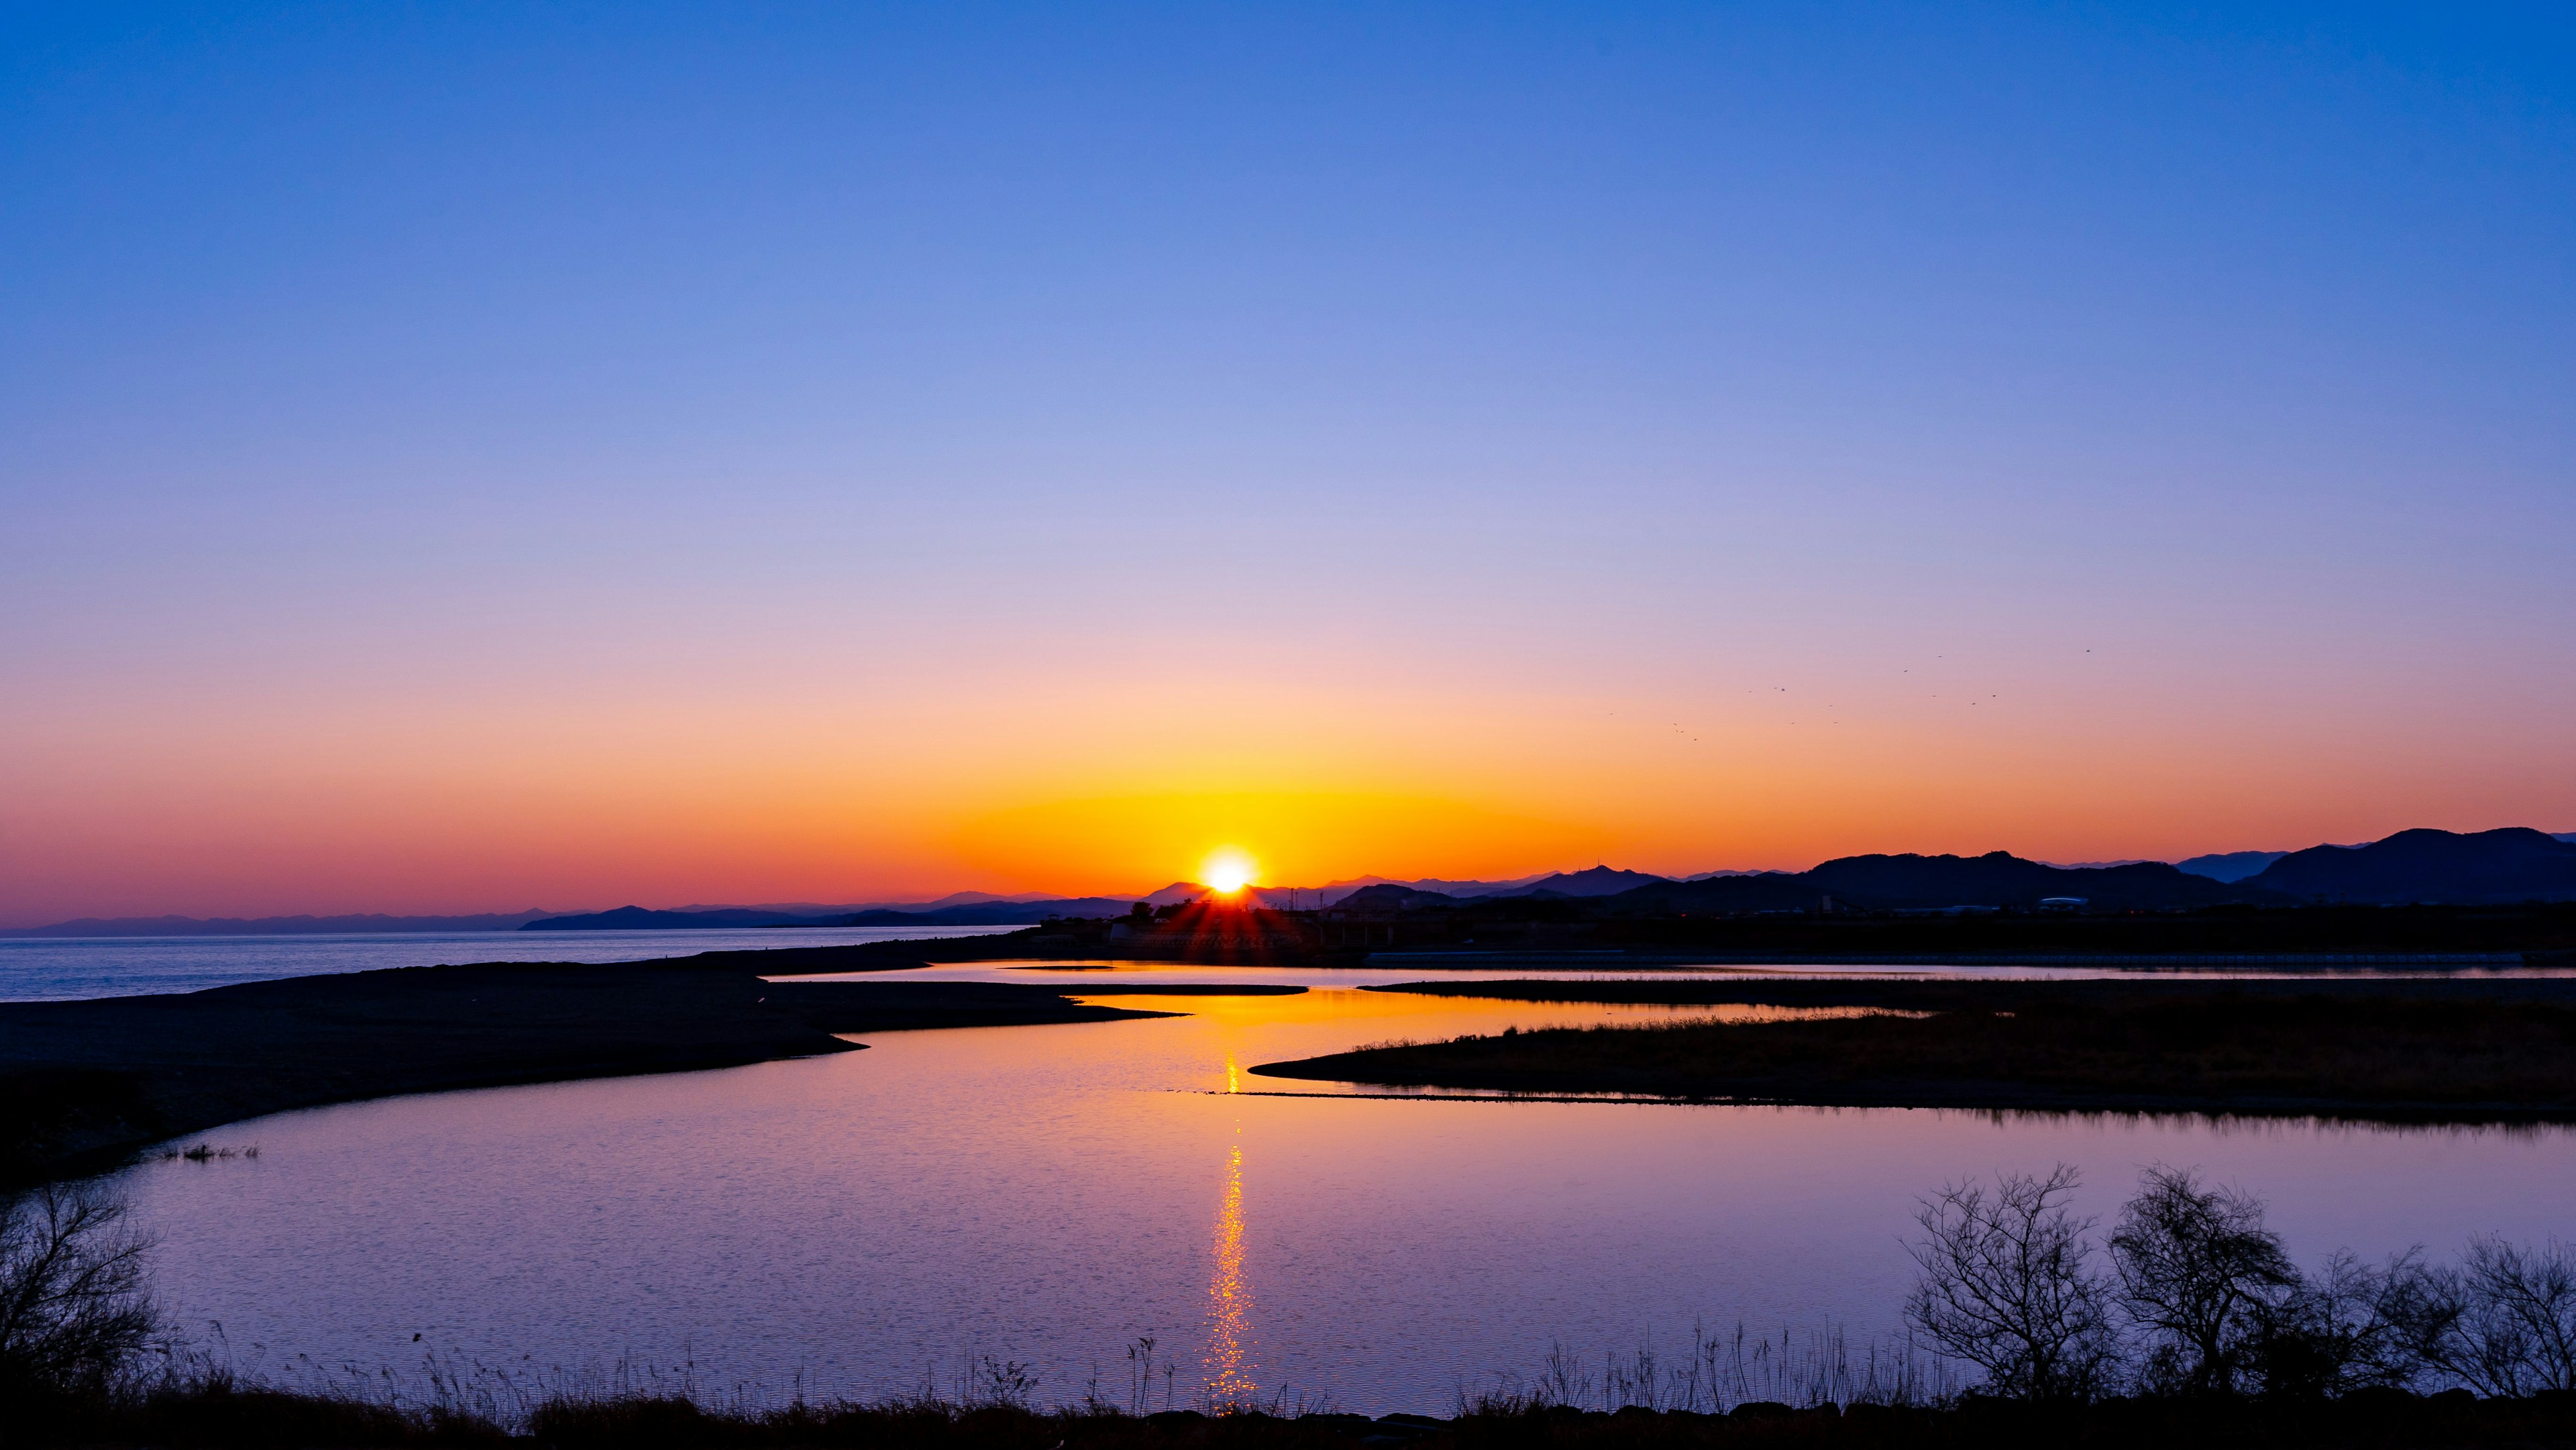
[
  {"xmin": 1904, "ymin": 1165, "xmax": 2118, "ymax": 1401},
  {"xmin": 2107, "ymin": 1166, "xmax": 2298, "ymax": 1396},
  {"xmin": 0, "ymin": 1183, "xmax": 159, "ymax": 1400},
  {"xmin": 2246, "ymin": 1248, "xmax": 2436, "ymax": 1398},
  {"xmin": 2416, "ymin": 1237, "xmax": 2576, "ymax": 1396}
]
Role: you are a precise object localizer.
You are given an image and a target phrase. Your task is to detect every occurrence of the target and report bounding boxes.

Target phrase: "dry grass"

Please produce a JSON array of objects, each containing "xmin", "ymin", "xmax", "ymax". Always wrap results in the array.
[
  {"xmin": 1254, "ymin": 996, "xmax": 2576, "ymax": 1118},
  {"xmin": 23, "ymin": 1380, "xmax": 2576, "ymax": 1449}
]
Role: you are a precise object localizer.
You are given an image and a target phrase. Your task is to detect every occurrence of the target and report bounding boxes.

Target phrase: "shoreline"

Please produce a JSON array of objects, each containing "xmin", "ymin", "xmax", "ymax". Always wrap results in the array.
[
  {"xmin": 0, "ymin": 957, "xmax": 1287, "ymax": 1184},
  {"xmin": 1250, "ymin": 978, "xmax": 2576, "ymax": 1121},
  {"xmin": 15, "ymin": 936, "xmax": 2576, "ymax": 1183}
]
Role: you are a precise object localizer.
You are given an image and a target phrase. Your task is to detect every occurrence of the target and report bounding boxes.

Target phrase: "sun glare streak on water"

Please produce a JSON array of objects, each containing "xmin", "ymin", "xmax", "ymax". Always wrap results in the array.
[{"xmin": 1206, "ymin": 1133, "xmax": 1255, "ymax": 1405}]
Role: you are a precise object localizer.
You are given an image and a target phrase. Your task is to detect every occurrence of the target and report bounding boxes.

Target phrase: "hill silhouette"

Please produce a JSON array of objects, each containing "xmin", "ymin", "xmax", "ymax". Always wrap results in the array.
[
  {"xmin": 2243, "ymin": 827, "xmax": 2576, "ymax": 904},
  {"xmin": 1605, "ymin": 851, "xmax": 2276, "ymax": 914},
  {"xmin": 2174, "ymin": 850, "xmax": 2289, "ymax": 883},
  {"xmin": 837, "ymin": 896, "xmax": 1142, "ymax": 926},
  {"xmin": 1330, "ymin": 884, "xmax": 1463, "ymax": 913},
  {"xmin": 524, "ymin": 897, "xmax": 1148, "ymax": 931},
  {"xmin": 1503, "ymin": 866, "xmax": 1672, "ymax": 898},
  {"xmin": 520, "ymin": 906, "xmax": 822, "ymax": 930},
  {"xmin": 77, "ymin": 826, "xmax": 2576, "ymax": 939},
  {"xmin": 1308, "ymin": 872, "xmax": 1556, "ymax": 902},
  {"xmin": 2, "ymin": 910, "xmax": 557, "ymax": 938}
]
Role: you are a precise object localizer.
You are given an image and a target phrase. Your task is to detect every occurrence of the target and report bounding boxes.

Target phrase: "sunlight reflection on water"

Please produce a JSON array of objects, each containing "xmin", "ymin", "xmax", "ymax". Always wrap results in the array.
[
  {"xmin": 1205, "ymin": 1122, "xmax": 1254, "ymax": 1405},
  {"xmin": 109, "ymin": 966, "xmax": 2576, "ymax": 1414}
]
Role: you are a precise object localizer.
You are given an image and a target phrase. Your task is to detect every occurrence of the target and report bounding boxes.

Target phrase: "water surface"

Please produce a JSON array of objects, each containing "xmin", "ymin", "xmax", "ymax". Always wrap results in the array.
[
  {"xmin": 0, "ymin": 926, "xmax": 1016, "ymax": 1002},
  {"xmin": 115, "ymin": 968, "xmax": 2576, "ymax": 1413}
]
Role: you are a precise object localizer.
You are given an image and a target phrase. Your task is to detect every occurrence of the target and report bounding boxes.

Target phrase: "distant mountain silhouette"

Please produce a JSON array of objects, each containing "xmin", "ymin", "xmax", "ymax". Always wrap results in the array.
[
  {"xmin": 2240, "ymin": 828, "xmax": 2576, "ymax": 904},
  {"xmin": 2043, "ymin": 859, "xmax": 2156, "ymax": 870},
  {"xmin": 1609, "ymin": 851, "xmax": 2275, "ymax": 914},
  {"xmin": 2175, "ymin": 850, "xmax": 2290, "ymax": 884},
  {"xmin": 1328, "ymin": 884, "xmax": 1462, "ymax": 913},
  {"xmin": 838, "ymin": 896, "xmax": 1141, "ymax": 926},
  {"xmin": 529, "ymin": 896, "xmax": 1147, "ymax": 930},
  {"xmin": 666, "ymin": 891, "xmax": 1069, "ymax": 915},
  {"xmin": 1806, "ymin": 853, "xmax": 2267, "ymax": 909},
  {"xmin": 1501, "ymin": 866, "xmax": 1673, "ymax": 899},
  {"xmin": 78, "ymin": 826, "xmax": 2576, "ymax": 939},
  {"xmin": 1307, "ymin": 873, "xmax": 1555, "ymax": 903},
  {"xmin": 2, "ymin": 910, "xmax": 558, "ymax": 938},
  {"xmin": 521, "ymin": 906, "xmax": 827, "ymax": 931}
]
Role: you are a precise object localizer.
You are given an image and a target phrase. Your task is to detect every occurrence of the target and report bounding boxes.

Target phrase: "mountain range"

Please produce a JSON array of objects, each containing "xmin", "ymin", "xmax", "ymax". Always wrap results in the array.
[
  {"xmin": 1338, "ymin": 853, "xmax": 2262, "ymax": 915},
  {"xmin": 2237, "ymin": 827, "xmax": 2576, "ymax": 904},
  {"xmin": 1324, "ymin": 829, "xmax": 2576, "ymax": 916},
  {"xmin": 12, "ymin": 828, "xmax": 2574, "ymax": 935},
  {"xmin": 0, "ymin": 911, "xmax": 564, "ymax": 938}
]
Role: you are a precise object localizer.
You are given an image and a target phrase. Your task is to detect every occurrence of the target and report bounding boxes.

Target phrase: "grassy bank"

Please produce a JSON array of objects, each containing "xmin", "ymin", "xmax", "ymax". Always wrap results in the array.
[
  {"xmin": 18, "ymin": 1382, "xmax": 2576, "ymax": 1449},
  {"xmin": 1252, "ymin": 986, "xmax": 2576, "ymax": 1118}
]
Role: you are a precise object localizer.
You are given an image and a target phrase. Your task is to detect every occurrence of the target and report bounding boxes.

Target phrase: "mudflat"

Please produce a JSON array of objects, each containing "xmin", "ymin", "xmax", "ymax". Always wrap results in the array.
[
  {"xmin": 0, "ymin": 962, "xmax": 1271, "ymax": 1182},
  {"xmin": 1252, "ymin": 977, "xmax": 2576, "ymax": 1120}
]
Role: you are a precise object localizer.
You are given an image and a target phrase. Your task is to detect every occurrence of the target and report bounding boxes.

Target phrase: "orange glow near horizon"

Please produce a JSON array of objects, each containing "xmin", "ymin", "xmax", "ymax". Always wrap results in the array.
[
  {"xmin": 3, "ymin": 658, "xmax": 2573, "ymax": 924},
  {"xmin": 11, "ymin": 5, "xmax": 2576, "ymax": 933},
  {"xmin": 947, "ymin": 788, "xmax": 1613, "ymax": 899}
]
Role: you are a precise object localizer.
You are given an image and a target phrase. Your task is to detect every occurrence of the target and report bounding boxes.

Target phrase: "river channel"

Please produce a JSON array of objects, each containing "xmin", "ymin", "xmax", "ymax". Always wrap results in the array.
[{"xmin": 111, "ymin": 962, "xmax": 2576, "ymax": 1413}]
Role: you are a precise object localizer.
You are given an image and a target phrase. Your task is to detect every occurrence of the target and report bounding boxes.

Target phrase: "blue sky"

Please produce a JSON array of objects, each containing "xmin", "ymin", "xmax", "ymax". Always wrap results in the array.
[{"xmin": 4, "ymin": 3, "xmax": 2573, "ymax": 917}]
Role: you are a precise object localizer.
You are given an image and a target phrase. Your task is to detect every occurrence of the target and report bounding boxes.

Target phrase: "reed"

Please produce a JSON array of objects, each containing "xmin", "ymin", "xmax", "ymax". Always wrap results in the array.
[
  {"xmin": 1460, "ymin": 1325, "xmax": 1960, "ymax": 1416},
  {"xmin": 36, "ymin": 1369, "xmax": 2576, "ymax": 1449},
  {"xmin": 158, "ymin": 1141, "xmax": 260, "ymax": 1162}
]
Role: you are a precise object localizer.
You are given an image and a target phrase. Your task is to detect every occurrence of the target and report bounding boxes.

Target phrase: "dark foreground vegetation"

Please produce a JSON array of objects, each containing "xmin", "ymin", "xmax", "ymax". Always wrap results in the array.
[
  {"xmin": 15, "ymin": 1384, "xmax": 2576, "ymax": 1449},
  {"xmin": 0, "ymin": 968, "xmax": 1293, "ymax": 1183},
  {"xmin": 1255, "ymin": 980, "xmax": 2576, "ymax": 1119},
  {"xmin": 8, "ymin": 1164, "xmax": 2575, "ymax": 1447}
]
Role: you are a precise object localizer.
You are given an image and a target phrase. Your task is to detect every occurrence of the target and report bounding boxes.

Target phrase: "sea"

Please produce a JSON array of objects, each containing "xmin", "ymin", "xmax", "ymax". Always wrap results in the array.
[{"xmin": 0, "ymin": 926, "xmax": 1019, "ymax": 1002}]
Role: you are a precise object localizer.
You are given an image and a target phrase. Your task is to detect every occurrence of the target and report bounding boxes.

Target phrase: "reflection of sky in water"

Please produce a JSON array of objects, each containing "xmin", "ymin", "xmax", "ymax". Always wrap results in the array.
[
  {"xmin": 1079, "ymin": 988, "xmax": 1908, "ymax": 1100},
  {"xmin": 110, "ymin": 974, "xmax": 2576, "ymax": 1414}
]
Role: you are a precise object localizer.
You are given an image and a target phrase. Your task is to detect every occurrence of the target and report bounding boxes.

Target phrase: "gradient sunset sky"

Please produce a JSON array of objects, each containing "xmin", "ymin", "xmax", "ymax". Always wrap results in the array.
[{"xmin": 5, "ymin": 3, "xmax": 2573, "ymax": 924}]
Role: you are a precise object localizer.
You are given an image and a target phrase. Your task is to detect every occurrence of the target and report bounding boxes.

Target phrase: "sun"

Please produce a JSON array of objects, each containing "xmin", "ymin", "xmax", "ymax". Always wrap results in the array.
[{"xmin": 1201, "ymin": 849, "xmax": 1256, "ymax": 895}]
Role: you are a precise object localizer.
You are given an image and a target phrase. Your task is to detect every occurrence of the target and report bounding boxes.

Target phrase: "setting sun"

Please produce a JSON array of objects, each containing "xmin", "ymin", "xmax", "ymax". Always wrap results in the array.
[{"xmin": 1201, "ymin": 849, "xmax": 1256, "ymax": 894}]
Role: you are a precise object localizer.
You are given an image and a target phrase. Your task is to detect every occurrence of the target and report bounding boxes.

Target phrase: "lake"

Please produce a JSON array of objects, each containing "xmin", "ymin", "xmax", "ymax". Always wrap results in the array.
[{"xmin": 105, "ymin": 959, "xmax": 2576, "ymax": 1414}]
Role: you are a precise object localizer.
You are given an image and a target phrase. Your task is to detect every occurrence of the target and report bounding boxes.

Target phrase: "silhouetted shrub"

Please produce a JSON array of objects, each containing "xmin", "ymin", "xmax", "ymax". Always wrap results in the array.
[
  {"xmin": 2244, "ymin": 1247, "xmax": 2441, "ymax": 1398},
  {"xmin": 1903, "ymin": 1165, "xmax": 2120, "ymax": 1402},
  {"xmin": 0, "ymin": 1182, "xmax": 158, "ymax": 1402},
  {"xmin": 2419, "ymin": 1237, "xmax": 2576, "ymax": 1396},
  {"xmin": 2108, "ymin": 1165, "xmax": 2301, "ymax": 1394}
]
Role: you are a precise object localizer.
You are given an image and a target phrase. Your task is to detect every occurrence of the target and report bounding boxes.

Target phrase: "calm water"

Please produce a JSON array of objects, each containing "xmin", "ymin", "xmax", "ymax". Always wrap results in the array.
[
  {"xmin": 110, "ymin": 965, "xmax": 2576, "ymax": 1414},
  {"xmin": 0, "ymin": 927, "xmax": 1017, "ymax": 1002}
]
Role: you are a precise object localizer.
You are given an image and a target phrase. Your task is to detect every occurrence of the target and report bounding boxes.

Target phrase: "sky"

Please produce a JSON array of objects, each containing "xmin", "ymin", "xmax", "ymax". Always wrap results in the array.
[{"xmin": 4, "ymin": 3, "xmax": 2573, "ymax": 923}]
